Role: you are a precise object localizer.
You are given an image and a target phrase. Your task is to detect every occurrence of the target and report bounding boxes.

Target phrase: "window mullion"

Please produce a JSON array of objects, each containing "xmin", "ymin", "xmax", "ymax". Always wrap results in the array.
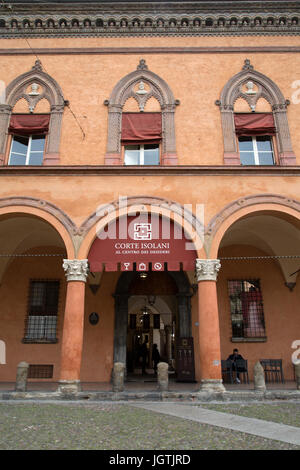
[
  {"xmin": 252, "ymin": 137, "xmax": 260, "ymax": 165},
  {"xmin": 140, "ymin": 144, "xmax": 144, "ymax": 165},
  {"xmin": 8, "ymin": 139, "xmax": 14, "ymax": 165},
  {"xmin": 26, "ymin": 136, "xmax": 32, "ymax": 165}
]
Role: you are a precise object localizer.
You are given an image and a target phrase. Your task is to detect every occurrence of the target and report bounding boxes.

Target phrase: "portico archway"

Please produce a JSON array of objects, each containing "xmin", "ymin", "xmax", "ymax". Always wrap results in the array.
[{"xmin": 113, "ymin": 270, "xmax": 192, "ymax": 377}]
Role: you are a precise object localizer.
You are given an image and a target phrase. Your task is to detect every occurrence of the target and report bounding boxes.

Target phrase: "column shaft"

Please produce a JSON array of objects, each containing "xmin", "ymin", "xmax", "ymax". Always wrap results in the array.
[
  {"xmin": 60, "ymin": 280, "xmax": 86, "ymax": 381},
  {"xmin": 196, "ymin": 259, "xmax": 224, "ymax": 391},
  {"xmin": 197, "ymin": 280, "xmax": 222, "ymax": 381},
  {"xmin": 58, "ymin": 259, "xmax": 88, "ymax": 392}
]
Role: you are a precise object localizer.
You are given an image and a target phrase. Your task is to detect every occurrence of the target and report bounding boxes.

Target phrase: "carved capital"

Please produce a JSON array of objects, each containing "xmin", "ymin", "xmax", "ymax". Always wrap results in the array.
[
  {"xmin": 0, "ymin": 104, "xmax": 12, "ymax": 114},
  {"xmin": 196, "ymin": 259, "xmax": 221, "ymax": 282},
  {"xmin": 50, "ymin": 104, "xmax": 65, "ymax": 113},
  {"xmin": 63, "ymin": 259, "xmax": 89, "ymax": 282}
]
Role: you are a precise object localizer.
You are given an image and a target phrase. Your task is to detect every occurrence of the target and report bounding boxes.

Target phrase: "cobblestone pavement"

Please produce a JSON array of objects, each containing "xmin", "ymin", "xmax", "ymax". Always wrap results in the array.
[{"xmin": 0, "ymin": 402, "xmax": 300, "ymax": 450}]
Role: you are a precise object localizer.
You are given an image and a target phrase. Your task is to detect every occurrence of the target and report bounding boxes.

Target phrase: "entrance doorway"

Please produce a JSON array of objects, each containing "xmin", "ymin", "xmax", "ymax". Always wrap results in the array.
[
  {"xmin": 113, "ymin": 270, "xmax": 193, "ymax": 379},
  {"xmin": 127, "ymin": 294, "xmax": 175, "ymax": 376}
]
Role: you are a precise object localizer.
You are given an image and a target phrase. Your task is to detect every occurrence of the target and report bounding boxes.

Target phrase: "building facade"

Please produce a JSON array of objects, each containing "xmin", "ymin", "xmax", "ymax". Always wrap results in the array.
[{"xmin": 0, "ymin": 0, "xmax": 300, "ymax": 392}]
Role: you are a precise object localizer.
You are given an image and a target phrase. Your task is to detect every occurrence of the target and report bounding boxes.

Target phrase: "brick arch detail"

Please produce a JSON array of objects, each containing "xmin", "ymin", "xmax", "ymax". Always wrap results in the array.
[
  {"xmin": 77, "ymin": 195, "xmax": 205, "ymax": 259},
  {"xmin": 104, "ymin": 59, "xmax": 178, "ymax": 166},
  {"xmin": 0, "ymin": 60, "xmax": 65, "ymax": 165},
  {"xmin": 0, "ymin": 196, "xmax": 77, "ymax": 258},
  {"xmin": 216, "ymin": 59, "xmax": 296, "ymax": 166},
  {"xmin": 207, "ymin": 193, "xmax": 300, "ymax": 258}
]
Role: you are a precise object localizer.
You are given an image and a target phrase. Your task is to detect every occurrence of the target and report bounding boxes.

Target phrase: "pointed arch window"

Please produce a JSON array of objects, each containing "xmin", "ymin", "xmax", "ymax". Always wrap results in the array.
[
  {"xmin": 0, "ymin": 60, "xmax": 65, "ymax": 166},
  {"xmin": 104, "ymin": 59, "xmax": 179, "ymax": 166},
  {"xmin": 216, "ymin": 59, "xmax": 296, "ymax": 166}
]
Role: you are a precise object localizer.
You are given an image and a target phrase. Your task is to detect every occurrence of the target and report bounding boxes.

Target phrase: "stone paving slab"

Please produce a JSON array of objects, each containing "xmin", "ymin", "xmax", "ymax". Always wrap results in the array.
[
  {"xmin": 1, "ymin": 389, "xmax": 300, "ymax": 402},
  {"xmin": 132, "ymin": 402, "xmax": 300, "ymax": 446}
]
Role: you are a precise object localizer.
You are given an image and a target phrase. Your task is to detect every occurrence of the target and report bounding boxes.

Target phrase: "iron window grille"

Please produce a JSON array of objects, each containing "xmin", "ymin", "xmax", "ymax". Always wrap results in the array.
[
  {"xmin": 28, "ymin": 364, "xmax": 54, "ymax": 379},
  {"xmin": 23, "ymin": 280, "xmax": 60, "ymax": 343},
  {"xmin": 228, "ymin": 279, "xmax": 266, "ymax": 340}
]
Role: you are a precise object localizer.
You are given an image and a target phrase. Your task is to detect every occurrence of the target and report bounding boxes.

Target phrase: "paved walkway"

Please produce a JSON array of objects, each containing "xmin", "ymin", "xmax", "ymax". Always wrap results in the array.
[
  {"xmin": 132, "ymin": 402, "xmax": 300, "ymax": 446},
  {"xmin": 0, "ymin": 379, "xmax": 297, "ymax": 392}
]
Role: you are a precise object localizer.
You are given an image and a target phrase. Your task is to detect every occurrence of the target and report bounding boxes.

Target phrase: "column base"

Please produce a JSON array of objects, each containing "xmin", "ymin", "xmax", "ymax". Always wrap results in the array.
[
  {"xmin": 223, "ymin": 152, "xmax": 240, "ymax": 165},
  {"xmin": 162, "ymin": 153, "xmax": 178, "ymax": 165},
  {"xmin": 200, "ymin": 379, "xmax": 226, "ymax": 392},
  {"xmin": 43, "ymin": 152, "xmax": 60, "ymax": 165},
  {"xmin": 104, "ymin": 153, "xmax": 122, "ymax": 165},
  {"xmin": 279, "ymin": 152, "xmax": 297, "ymax": 166},
  {"xmin": 57, "ymin": 380, "xmax": 81, "ymax": 395}
]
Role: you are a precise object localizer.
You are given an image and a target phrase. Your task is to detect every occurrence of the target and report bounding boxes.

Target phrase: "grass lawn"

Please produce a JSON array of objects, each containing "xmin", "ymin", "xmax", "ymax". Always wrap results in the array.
[{"xmin": 0, "ymin": 402, "xmax": 299, "ymax": 450}]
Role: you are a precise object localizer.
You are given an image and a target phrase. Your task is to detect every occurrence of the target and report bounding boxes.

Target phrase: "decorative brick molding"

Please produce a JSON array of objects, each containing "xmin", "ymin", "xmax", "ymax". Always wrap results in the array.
[
  {"xmin": 0, "ymin": 195, "xmax": 77, "ymax": 259},
  {"xmin": 216, "ymin": 59, "xmax": 296, "ymax": 166},
  {"xmin": 104, "ymin": 59, "xmax": 178, "ymax": 165},
  {"xmin": 206, "ymin": 193, "xmax": 300, "ymax": 240},
  {"xmin": 78, "ymin": 195, "xmax": 201, "ymax": 237},
  {"xmin": 0, "ymin": 195, "xmax": 77, "ymax": 235},
  {"xmin": 0, "ymin": 60, "xmax": 65, "ymax": 165},
  {"xmin": 0, "ymin": 3, "xmax": 299, "ymax": 38}
]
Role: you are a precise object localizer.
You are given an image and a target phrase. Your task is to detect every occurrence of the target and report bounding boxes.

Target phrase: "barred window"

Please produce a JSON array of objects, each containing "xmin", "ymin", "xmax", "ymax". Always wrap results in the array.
[
  {"xmin": 228, "ymin": 280, "xmax": 266, "ymax": 339},
  {"xmin": 28, "ymin": 364, "xmax": 54, "ymax": 379},
  {"xmin": 24, "ymin": 280, "xmax": 60, "ymax": 343}
]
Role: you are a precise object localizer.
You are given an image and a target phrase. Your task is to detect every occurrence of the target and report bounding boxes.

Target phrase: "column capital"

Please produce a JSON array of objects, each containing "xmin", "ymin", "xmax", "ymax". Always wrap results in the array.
[
  {"xmin": 63, "ymin": 259, "xmax": 89, "ymax": 282},
  {"xmin": 195, "ymin": 259, "xmax": 221, "ymax": 282}
]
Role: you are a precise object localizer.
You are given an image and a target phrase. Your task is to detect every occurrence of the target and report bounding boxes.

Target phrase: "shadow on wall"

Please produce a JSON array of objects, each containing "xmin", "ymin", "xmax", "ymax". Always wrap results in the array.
[{"xmin": 0, "ymin": 340, "xmax": 5, "ymax": 364}]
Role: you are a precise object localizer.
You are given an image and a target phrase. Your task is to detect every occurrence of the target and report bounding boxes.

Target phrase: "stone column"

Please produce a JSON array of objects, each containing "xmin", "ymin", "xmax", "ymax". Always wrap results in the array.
[
  {"xmin": 161, "ymin": 104, "xmax": 178, "ymax": 165},
  {"xmin": 177, "ymin": 293, "xmax": 192, "ymax": 338},
  {"xmin": 0, "ymin": 105, "xmax": 12, "ymax": 165},
  {"xmin": 218, "ymin": 105, "xmax": 240, "ymax": 165},
  {"xmin": 15, "ymin": 361, "xmax": 29, "ymax": 392},
  {"xmin": 157, "ymin": 362, "xmax": 169, "ymax": 391},
  {"xmin": 273, "ymin": 106, "xmax": 296, "ymax": 165},
  {"xmin": 112, "ymin": 362, "xmax": 125, "ymax": 392},
  {"xmin": 113, "ymin": 294, "xmax": 129, "ymax": 367},
  {"xmin": 196, "ymin": 259, "xmax": 225, "ymax": 392},
  {"xmin": 254, "ymin": 361, "xmax": 266, "ymax": 393},
  {"xmin": 104, "ymin": 104, "xmax": 122, "ymax": 165},
  {"xmin": 159, "ymin": 329, "xmax": 165, "ymax": 358},
  {"xmin": 58, "ymin": 259, "xmax": 88, "ymax": 394},
  {"xmin": 44, "ymin": 104, "xmax": 64, "ymax": 165},
  {"xmin": 164, "ymin": 325, "xmax": 172, "ymax": 365},
  {"xmin": 295, "ymin": 363, "xmax": 300, "ymax": 390}
]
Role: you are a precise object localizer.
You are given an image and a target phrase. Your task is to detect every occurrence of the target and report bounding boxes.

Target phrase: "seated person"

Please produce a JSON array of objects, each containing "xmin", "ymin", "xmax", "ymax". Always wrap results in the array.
[{"xmin": 226, "ymin": 348, "xmax": 246, "ymax": 383}]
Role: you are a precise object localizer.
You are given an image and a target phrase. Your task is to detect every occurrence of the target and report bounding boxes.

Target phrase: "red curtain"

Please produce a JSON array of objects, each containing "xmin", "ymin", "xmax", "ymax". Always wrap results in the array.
[
  {"xmin": 234, "ymin": 113, "xmax": 276, "ymax": 136},
  {"xmin": 9, "ymin": 114, "xmax": 50, "ymax": 136},
  {"xmin": 121, "ymin": 112, "xmax": 162, "ymax": 144}
]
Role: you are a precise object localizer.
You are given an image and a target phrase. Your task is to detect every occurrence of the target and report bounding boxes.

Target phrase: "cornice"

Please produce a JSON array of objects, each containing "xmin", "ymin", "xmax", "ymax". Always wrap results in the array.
[
  {"xmin": 0, "ymin": 165, "xmax": 300, "ymax": 176},
  {"xmin": 0, "ymin": 46, "xmax": 300, "ymax": 55},
  {"xmin": 3, "ymin": 2, "xmax": 300, "ymax": 14},
  {"xmin": 0, "ymin": 4, "xmax": 299, "ymax": 37}
]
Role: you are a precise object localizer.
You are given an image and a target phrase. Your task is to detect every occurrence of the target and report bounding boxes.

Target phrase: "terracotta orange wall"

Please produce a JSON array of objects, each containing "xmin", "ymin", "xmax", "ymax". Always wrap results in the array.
[
  {"xmin": 217, "ymin": 245, "xmax": 300, "ymax": 381},
  {"xmin": 0, "ymin": 249, "xmax": 66, "ymax": 381},
  {"xmin": 1, "ymin": 174, "xmax": 300, "ymax": 232},
  {"xmin": 0, "ymin": 251, "xmax": 118, "ymax": 382},
  {"xmin": 1, "ymin": 35, "xmax": 300, "ymax": 166},
  {"xmin": 80, "ymin": 272, "xmax": 118, "ymax": 382},
  {"xmin": 0, "ymin": 243, "xmax": 299, "ymax": 382}
]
